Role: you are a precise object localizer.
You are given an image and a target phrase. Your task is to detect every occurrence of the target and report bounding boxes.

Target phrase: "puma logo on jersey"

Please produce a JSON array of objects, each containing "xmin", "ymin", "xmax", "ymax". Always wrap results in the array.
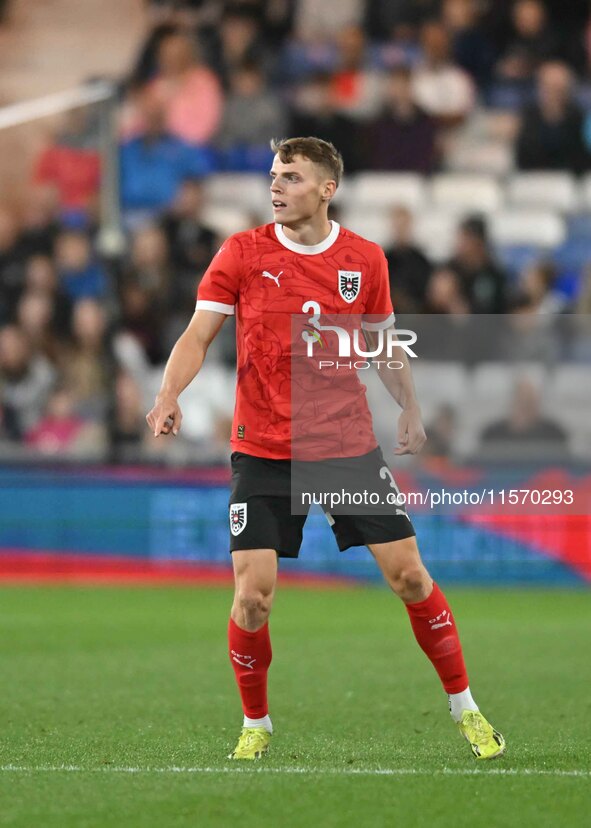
[{"xmin": 262, "ymin": 270, "xmax": 283, "ymax": 287}]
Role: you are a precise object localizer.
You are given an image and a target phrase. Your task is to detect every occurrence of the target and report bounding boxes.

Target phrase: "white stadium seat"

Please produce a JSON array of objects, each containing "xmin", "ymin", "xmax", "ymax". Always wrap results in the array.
[
  {"xmin": 429, "ymin": 173, "xmax": 503, "ymax": 213},
  {"xmin": 413, "ymin": 210, "xmax": 458, "ymax": 261},
  {"xmin": 408, "ymin": 362, "xmax": 468, "ymax": 424},
  {"xmin": 349, "ymin": 173, "xmax": 427, "ymax": 210},
  {"xmin": 445, "ymin": 140, "xmax": 514, "ymax": 176},
  {"xmin": 506, "ymin": 172, "xmax": 579, "ymax": 212},
  {"xmin": 489, "ymin": 210, "xmax": 566, "ymax": 247},
  {"xmin": 204, "ymin": 173, "xmax": 271, "ymax": 214},
  {"xmin": 339, "ymin": 208, "xmax": 391, "ymax": 247},
  {"xmin": 340, "ymin": 207, "xmax": 457, "ymax": 261},
  {"xmin": 201, "ymin": 205, "xmax": 251, "ymax": 237}
]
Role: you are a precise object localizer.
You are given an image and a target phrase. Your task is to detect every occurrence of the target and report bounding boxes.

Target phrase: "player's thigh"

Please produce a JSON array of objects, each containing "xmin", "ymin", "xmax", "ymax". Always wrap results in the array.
[
  {"xmin": 368, "ymin": 536, "xmax": 431, "ymax": 589},
  {"xmin": 232, "ymin": 548, "xmax": 278, "ymax": 600}
]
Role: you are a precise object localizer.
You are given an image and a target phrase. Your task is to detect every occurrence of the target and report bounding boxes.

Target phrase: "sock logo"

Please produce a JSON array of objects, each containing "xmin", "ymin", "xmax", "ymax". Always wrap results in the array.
[
  {"xmin": 231, "ymin": 650, "xmax": 256, "ymax": 670},
  {"xmin": 429, "ymin": 610, "xmax": 453, "ymax": 630}
]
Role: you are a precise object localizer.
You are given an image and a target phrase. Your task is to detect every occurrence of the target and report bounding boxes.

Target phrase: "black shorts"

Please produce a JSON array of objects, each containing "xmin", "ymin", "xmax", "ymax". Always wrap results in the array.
[{"xmin": 228, "ymin": 447, "xmax": 416, "ymax": 558}]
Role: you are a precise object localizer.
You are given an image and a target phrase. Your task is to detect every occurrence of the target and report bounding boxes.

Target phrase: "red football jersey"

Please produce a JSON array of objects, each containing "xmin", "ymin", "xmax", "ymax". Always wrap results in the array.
[{"xmin": 196, "ymin": 221, "xmax": 394, "ymax": 460}]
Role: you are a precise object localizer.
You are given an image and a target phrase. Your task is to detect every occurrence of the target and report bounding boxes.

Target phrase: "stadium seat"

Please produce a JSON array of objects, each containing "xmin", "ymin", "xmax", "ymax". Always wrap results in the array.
[
  {"xmin": 489, "ymin": 210, "xmax": 566, "ymax": 248},
  {"xmin": 349, "ymin": 173, "xmax": 427, "ymax": 210},
  {"xmin": 445, "ymin": 140, "xmax": 513, "ymax": 176},
  {"xmin": 506, "ymin": 172, "xmax": 579, "ymax": 212},
  {"xmin": 408, "ymin": 362, "xmax": 468, "ymax": 424},
  {"xmin": 428, "ymin": 173, "xmax": 503, "ymax": 213},
  {"xmin": 414, "ymin": 210, "xmax": 458, "ymax": 261},
  {"xmin": 201, "ymin": 204, "xmax": 252, "ymax": 237},
  {"xmin": 339, "ymin": 208, "xmax": 391, "ymax": 247},
  {"xmin": 545, "ymin": 366, "xmax": 591, "ymax": 458},
  {"xmin": 204, "ymin": 173, "xmax": 270, "ymax": 214}
]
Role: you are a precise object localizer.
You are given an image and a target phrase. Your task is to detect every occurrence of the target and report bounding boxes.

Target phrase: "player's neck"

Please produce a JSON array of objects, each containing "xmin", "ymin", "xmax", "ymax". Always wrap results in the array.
[{"xmin": 280, "ymin": 216, "xmax": 332, "ymax": 247}]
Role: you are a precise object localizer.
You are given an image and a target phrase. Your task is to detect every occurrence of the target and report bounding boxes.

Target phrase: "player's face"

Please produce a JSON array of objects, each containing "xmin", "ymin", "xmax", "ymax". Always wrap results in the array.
[{"xmin": 270, "ymin": 155, "xmax": 333, "ymax": 225}]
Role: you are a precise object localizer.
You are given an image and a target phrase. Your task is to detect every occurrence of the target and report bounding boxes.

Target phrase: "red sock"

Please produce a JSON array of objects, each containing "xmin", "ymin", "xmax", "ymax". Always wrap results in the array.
[
  {"xmin": 228, "ymin": 617, "xmax": 272, "ymax": 718},
  {"xmin": 405, "ymin": 582, "xmax": 468, "ymax": 694}
]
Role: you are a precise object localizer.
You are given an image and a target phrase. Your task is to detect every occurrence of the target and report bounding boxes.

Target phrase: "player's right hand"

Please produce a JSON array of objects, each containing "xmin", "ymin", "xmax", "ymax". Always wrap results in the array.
[{"xmin": 146, "ymin": 396, "xmax": 182, "ymax": 437}]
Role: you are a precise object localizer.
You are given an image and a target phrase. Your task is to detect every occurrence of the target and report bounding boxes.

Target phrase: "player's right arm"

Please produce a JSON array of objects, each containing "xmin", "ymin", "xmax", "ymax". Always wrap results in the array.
[{"xmin": 146, "ymin": 309, "xmax": 226, "ymax": 437}]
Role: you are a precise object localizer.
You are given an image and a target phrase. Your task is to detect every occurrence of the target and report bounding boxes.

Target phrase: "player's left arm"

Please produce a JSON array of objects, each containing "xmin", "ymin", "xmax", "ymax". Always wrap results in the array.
[
  {"xmin": 364, "ymin": 327, "xmax": 426, "ymax": 455},
  {"xmin": 363, "ymin": 248, "xmax": 426, "ymax": 456}
]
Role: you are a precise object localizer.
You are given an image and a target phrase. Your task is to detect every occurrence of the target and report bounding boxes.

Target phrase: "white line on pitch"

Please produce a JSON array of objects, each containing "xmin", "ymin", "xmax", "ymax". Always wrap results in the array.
[{"xmin": 0, "ymin": 765, "xmax": 589, "ymax": 778}]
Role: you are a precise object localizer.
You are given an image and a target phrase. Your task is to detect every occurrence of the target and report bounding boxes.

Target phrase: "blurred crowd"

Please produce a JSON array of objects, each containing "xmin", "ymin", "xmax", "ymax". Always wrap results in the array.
[{"xmin": 1, "ymin": 0, "xmax": 591, "ymax": 465}]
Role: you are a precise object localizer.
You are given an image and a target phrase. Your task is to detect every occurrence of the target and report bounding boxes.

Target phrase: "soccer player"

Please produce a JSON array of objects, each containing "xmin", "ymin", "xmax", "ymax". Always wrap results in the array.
[{"xmin": 146, "ymin": 137, "xmax": 505, "ymax": 762}]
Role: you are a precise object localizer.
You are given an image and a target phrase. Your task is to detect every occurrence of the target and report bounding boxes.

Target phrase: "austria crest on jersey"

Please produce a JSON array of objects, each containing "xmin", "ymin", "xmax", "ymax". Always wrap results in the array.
[
  {"xmin": 230, "ymin": 503, "xmax": 247, "ymax": 536},
  {"xmin": 338, "ymin": 270, "xmax": 361, "ymax": 303}
]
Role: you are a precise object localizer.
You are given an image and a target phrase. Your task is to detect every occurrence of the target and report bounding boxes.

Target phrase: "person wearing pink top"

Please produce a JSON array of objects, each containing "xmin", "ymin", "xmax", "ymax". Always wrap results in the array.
[{"xmin": 131, "ymin": 31, "xmax": 223, "ymax": 146}]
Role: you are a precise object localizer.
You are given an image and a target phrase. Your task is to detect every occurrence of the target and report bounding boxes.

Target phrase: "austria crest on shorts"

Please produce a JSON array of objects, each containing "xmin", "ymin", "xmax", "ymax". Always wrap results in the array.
[
  {"xmin": 338, "ymin": 270, "xmax": 361, "ymax": 303},
  {"xmin": 230, "ymin": 503, "xmax": 247, "ymax": 536}
]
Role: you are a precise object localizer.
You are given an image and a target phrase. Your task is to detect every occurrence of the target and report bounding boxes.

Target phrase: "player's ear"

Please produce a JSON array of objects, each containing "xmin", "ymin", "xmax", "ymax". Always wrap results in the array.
[{"xmin": 322, "ymin": 180, "xmax": 337, "ymax": 202}]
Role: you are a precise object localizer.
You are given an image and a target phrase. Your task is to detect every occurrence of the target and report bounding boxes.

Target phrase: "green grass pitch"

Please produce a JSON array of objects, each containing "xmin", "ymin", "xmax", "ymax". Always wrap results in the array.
[{"xmin": 0, "ymin": 585, "xmax": 589, "ymax": 828}]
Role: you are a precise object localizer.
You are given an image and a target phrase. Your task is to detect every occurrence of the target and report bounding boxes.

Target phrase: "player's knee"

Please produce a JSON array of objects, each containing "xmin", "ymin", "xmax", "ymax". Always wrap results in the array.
[
  {"xmin": 390, "ymin": 565, "xmax": 430, "ymax": 600},
  {"xmin": 235, "ymin": 588, "xmax": 272, "ymax": 624}
]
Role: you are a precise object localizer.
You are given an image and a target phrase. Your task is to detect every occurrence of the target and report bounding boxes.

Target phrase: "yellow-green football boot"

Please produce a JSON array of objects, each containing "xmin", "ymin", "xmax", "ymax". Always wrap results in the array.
[
  {"xmin": 457, "ymin": 710, "xmax": 506, "ymax": 760},
  {"xmin": 228, "ymin": 727, "xmax": 271, "ymax": 760}
]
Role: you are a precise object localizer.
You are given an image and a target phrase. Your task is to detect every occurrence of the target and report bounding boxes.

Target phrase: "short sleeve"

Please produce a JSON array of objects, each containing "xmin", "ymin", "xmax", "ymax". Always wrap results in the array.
[
  {"xmin": 361, "ymin": 249, "xmax": 395, "ymax": 331},
  {"xmin": 196, "ymin": 236, "xmax": 242, "ymax": 315}
]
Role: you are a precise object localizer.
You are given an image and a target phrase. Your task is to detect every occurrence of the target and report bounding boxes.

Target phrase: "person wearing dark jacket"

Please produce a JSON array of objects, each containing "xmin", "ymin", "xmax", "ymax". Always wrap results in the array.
[
  {"xmin": 362, "ymin": 66, "xmax": 438, "ymax": 173},
  {"xmin": 516, "ymin": 61, "xmax": 590, "ymax": 173}
]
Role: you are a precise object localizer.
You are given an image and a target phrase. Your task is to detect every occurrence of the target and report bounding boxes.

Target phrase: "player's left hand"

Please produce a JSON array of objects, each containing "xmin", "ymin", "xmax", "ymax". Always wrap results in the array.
[{"xmin": 395, "ymin": 406, "xmax": 426, "ymax": 455}]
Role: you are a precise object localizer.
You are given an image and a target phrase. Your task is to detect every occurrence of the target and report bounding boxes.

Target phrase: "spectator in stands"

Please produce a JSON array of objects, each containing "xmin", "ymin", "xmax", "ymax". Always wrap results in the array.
[
  {"xmin": 216, "ymin": 60, "xmax": 286, "ymax": 172},
  {"xmin": 423, "ymin": 403, "xmax": 457, "ymax": 458},
  {"xmin": 495, "ymin": 0, "xmax": 560, "ymax": 82},
  {"xmin": 23, "ymin": 254, "xmax": 73, "ymax": 334},
  {"xmin": 32, "ymin": 107, "xmax": 101, "ymax": 217},
  {"xmin": 59, "ymin": 299, "xmax": 112, "ymax": 420},
  {"xmin": 25, "ymin": 385, "xmax": 106, "ymax": 458},
  {"xmin": 160, "ymin": 177, "xmax": 217, "ymax": 307},
  {"xmin": 117, "ymin": 280, "xmax": 168, "ymax": 366},
  {"xmin": 384, "ymin": 206, "xmax": 432, "ymax": 312},
  {"xmin": 330, "ymin": 25, "xmax": 385, "ymax": 120},
  {"xmin": 54, "ymin": 230, "xmax": 108, "ymax": 302},
  {"xmin": 0, "ymin": 206, "xmax": 26, "ymax": 323},
  {"xmin": 19, "ymin": 185, "xmax": 61, "ymax": 257},
  {"xmin": 124, "ymin": 224, "xmax": 172, "ymax": 303},
  {"xmin": 412, "ymin": 20, "xmax": 475, "ymax": 125},
  {"xmin": 289, "ymin": 72, "xmax": 361, "ymax": 173},
  {"xmin": 516, "ymin": 61, "xmax": 590, "ymax": 173},
  {"xmin": 128, "ymin": 30, "xmax": 223, "ymax": 146},
  {"xmin": 109, "ymin": 370, "xmax": 147, "ymax": 463},
  {"xmin": 364, "ymin": 0, "xmax": 438, "ymax": 41},
  {"xmin": 425, "ymin": 264, "xmax": 470, "ymax": 314},
  {"xmin": 361, "ymin": 66, "xmax": 438, "ymax": 173},
  {"xmin": 422, "ymin": 266, "xmax": 473, "ymax": 360},
  {"xmin": 480, "ymin": 377, "xmax": 567, "ymax": 451},
  {"xmin": 120, "ymin": 90, "xmax": 213, "ymax": 218},
  {"xmin": 441, "ymin": 0, "xmax": 496, "ymax": 90},
  {"xmin": 449, "ymin": 216, "xmax": 507, "ymax": 313},
  {"xmin": 15, "ymin": 290, "xmax": 59, "ymax": 363},
  {"xmin": 0, "ymin": 324, "xmax": 56, "ymax": 439},
  {"xmin": 208, "ymin": 6, "xmax": 274, "ymax": 89},
  {"xmin": 513, "ymin": 260, "xmax": 568, "ymax": 314},
  {"xmin": 293, "ymin": 0, "xmax": 365, "ymax": 41}
]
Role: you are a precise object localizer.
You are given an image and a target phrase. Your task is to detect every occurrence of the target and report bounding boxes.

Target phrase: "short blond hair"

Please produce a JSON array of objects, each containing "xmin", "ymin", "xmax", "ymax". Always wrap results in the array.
[{"xmin": 270, "ymin": 136, "xmax": 344, "ymax": 187}]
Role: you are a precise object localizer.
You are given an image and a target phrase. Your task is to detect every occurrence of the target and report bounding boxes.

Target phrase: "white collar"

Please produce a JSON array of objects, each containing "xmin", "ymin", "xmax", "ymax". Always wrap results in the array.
[{"xmin": 274, "ymin": 221, "xmax": 340, "ymax": 255}]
